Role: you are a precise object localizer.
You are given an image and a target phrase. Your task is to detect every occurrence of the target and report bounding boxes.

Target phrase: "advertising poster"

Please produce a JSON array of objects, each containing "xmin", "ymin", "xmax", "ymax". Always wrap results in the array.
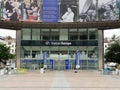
[
  {"xmin": 98, "ymin": 0, "xmax": 118, "ymax": 21},
  {"xmin": 78, "ymin": 0, "xmax": 96, "ymax": 22},
  {"xmin": 42, "ymin": 0, "xmax": 58, "ymax": 22},
  {"xmin": 1, "ymin": 0, "xmax": 41, "ymax": 22},
  {"xmin": 60, "ymin": 0, "xmax": 78, "ymax": 22}
]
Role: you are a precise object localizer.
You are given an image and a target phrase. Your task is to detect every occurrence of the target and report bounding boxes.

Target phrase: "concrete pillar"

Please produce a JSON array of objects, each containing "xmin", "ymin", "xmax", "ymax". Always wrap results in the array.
[
  {"xmin": 98, "ymin": 30, "xmax": 104, "ymax": 70},
  {"xmin": 16, "ymin": 30, "xmax": 21, "ymax": 68}
]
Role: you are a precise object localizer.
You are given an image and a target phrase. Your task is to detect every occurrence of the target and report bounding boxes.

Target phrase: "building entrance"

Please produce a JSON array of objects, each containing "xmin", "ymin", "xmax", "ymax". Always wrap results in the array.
[
  {"xmin": 45, "ymin": 46, "xmax": 74, "ymax": 70},
  {"xmin": 21, "ymin": 46, "xmax": 98, "ymax": 70}
]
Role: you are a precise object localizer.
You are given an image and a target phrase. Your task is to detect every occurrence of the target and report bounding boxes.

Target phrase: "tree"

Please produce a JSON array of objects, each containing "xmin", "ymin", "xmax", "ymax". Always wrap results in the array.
[
  {"xmin": 104, "ymin": 41, "xmax": 120, "ymax": 63},
  {"xmin": 0, "ymin": 44, "xmax": 15, "ymax": 67}
]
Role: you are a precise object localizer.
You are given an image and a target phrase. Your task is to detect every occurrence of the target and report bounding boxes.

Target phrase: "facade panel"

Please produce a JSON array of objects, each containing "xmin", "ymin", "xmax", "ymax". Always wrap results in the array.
[{"xmin": 21, "ymin": 28, "xmax": 99, "ymax": 70}]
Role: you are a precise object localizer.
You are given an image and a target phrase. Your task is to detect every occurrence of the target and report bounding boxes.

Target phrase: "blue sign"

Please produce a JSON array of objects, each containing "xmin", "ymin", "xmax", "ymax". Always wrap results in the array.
[
  {"xmin": 50, "ymin": 59, "xmax": 54, "ymax": 69},
  {"xmin": 76, "ymin": 51, "xmax": 80, "ymax": 68},
  {"xmin": 65, "ymin": 60, "xmax": 69, "ymax": 70},
  {"xmin": 42, "ymin": 0, "xmax": 58, "ymax": 22}
]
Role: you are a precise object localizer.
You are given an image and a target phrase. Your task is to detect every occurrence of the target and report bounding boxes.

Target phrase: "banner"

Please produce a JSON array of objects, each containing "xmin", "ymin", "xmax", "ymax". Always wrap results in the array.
[
  {"xmin": 1, "ymin": 0, "xmax": 41, "ymax": 22},
  {"xmin": 43, "ymin": 52, "xmax": 47, "ymax": 68},
  {"xmin": 60, "ymin": 0, "xmax": 78, "ymax": 22},
  {"xmin": 98, "ymin": 0, "xmax": 118, "ymax": 21},
  {"xmin": 65, "ymin": 59, "xmax": 69, "ymax": 70},
  {"xmin": 42, "ymin": 0, "xmax": 58, "ymax": 22},
  {"xmin": 76, "ymin": 51, "xmax": 80, "ymax": 69},
  {"xmin": 78, "ymin": 0, "xmax": 96, "ymax": 22},
  {"xmin": 50, "ymin": 59, "xmax": 54, "ymax": 69},
  {"xmin": 0, "ymin": 0, "xmax": 119, "ymax": 22}
]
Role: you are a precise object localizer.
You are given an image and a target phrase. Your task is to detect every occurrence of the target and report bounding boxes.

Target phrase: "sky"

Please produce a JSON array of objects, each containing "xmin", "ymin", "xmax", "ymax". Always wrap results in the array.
[
  {"xmin": 0, "ymin": 28, "xmax": 120, "ymax": 38},
  {"xmin": 0, "ymin": 29, "xmax": 16, "ymax": 38}
]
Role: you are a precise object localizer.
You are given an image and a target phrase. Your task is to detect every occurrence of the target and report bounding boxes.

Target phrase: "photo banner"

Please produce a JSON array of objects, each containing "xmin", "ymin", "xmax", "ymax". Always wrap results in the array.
[
  {"xmin": 1, "ymin": 0, "xmax": 41, "ymax": 22},
  {"xmin": 42, "ymin": 0, "xmax": 58, "ymax": 22},
  {"xmin": 60, "ymin": 0, "xmax": 78, "ymax": 22},
  {"xmin": 98, "ymin": 0, "xmax": 119, "ymax": 21},
  {"xmin": 78, "ymin": 0, "xmax": 96, "ymax": 22}
]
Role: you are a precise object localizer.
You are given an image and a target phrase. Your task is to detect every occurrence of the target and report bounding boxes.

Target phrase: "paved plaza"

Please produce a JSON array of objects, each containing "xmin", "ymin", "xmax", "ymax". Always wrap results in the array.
[{"xmin": 0, "ymin": 70, "xmax": 120, "ymax": 90}]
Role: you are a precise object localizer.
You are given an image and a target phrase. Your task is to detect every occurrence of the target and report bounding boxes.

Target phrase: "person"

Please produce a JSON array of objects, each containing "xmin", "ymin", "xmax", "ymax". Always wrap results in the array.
[
  {"xmin": 5, "ymin": 0, "xmax": 13, "ymax": 13},
  {"xmin": 98, "ymin": 3, "xmax": 106, "ymax": 21},
  {"xmin": 106, "ymin": 4, "xmax": 116, "ymax": 20},
  {"xmin": 19, "ymin": 0, "xmax": 28, "ymax": 20},
  {"xmin": 10, "ymin": 8, "xmax": 18, "ymax": 21},
  {"xmin": 61, "ymin": 6, "xmax": 74, "ymax": 22}
]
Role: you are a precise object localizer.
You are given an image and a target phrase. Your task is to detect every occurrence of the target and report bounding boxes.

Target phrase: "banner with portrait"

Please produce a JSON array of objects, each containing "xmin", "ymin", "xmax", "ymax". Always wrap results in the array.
[
  {"xmin": 78, "ymin": 0, "xmax": 96, "ymax": 22},
  {"xmin": 98, "ymin": 0, "xmax": 119, "ymax": 21},
  {"xmin": 1, "ymin": 0, "xmax": 41, "ymax": 22},
  {"xmin": 59, "ymin": 0, "xmax": 78, "ymax": 22}
]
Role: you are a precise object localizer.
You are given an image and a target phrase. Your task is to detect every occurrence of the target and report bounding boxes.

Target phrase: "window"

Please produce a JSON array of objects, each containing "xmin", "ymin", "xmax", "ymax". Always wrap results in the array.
[
  {"xmin": 32, "ymin": 29, "xmax": 40, "ymax": 40},
  {"xmin": 79, "ymin": 29, "xmax": 88, "ymax": 40},
  {"xmin": 22, "ymin": 28, "xmax": 31, "ymax": 40},
  {"xmin": 51, "ymin": 29, "xmax": 59, "ymax": 40},
  {"xmin": 88, "ymin": 29, "xmax": 97, "ymax": 40},
  {"xmin": 41, "ymin": 29, "xmax": 50, "ymax": 40},
  {"xmin": 69, "ymin": 29, "xmax": 78, "ymax": 40}
]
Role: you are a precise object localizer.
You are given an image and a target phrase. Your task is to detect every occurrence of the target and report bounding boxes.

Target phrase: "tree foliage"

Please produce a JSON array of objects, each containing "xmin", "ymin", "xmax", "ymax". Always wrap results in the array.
[
  {"xmin": 104, "ymin": 41, "xmax": 120, "ymax": 63},
  {"xmin": 0, "ymin": 44, "xmax": 15, "ymax": 66}
]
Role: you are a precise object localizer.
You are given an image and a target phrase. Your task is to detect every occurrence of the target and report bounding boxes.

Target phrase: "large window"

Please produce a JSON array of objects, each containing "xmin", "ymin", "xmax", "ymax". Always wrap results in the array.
[
  {"xmin": 22, "ymin": 28, "xmax": 31, "ymax": 40},
  {"xmin": 41, "ymin": 29, "xmax": 50, "ymax": 40},
  {"xmin": 51, "ymin": 29, "xmax": 59, "ymax": 40},
  {"xmin": 32, "ymin": 29, "xmax": 40, "ymax": 40},
  {"xmin": 79, "ymin": 29, "xmax": 88, "ymax": 40},
  {"xmin": 88, "ymin": 28, "xmax": 97, "ymax": 40},
  {"xmin": 69, "ymin": 29, "xmax": 78, "ymax": 40}
]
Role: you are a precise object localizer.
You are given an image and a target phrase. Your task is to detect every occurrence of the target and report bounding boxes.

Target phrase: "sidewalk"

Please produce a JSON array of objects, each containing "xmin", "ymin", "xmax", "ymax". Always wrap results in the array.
[{"xmin": 0, "ymin": 70, "xmax": 120, "ymax": 90}]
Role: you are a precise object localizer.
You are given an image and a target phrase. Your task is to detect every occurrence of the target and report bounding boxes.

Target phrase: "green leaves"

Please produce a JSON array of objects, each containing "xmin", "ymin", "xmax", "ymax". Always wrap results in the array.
[
  {"xmin": 0, "ymin": 44, "xmax": 15, "ymax": 64},
  {"xmin": 105, "ymin": 41, "xmax": 120, "ymax": 63}
]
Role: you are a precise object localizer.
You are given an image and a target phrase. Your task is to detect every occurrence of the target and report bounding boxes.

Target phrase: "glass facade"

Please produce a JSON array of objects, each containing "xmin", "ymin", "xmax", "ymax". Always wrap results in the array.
[{"xmin": 21, "ymin": 28, "xmax": 98, "ymax": 70}]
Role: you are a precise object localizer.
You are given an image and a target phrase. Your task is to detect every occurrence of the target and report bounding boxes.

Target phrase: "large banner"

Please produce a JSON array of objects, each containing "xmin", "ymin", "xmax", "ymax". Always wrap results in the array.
[
  {"xmin": 1, "ymin": 0, "xmax": 41, "ymax": 22},
  {"xmin": 0, "ymin": 0, "xmax": 119, "ymax": 22},
  {"xmin": 42, "ymin": 0, "xmax": 58, "ymax": 22},
  {"xmin": 78, "ymin": 0, "xmax": 96, "ymax": 22},
  {"xmin": 98, "ymin": 0, "xmax": 119, "ymax": 21},
  {"xmin": 59, "ymin": 0, "xmax": 78, "ymax": 22}
]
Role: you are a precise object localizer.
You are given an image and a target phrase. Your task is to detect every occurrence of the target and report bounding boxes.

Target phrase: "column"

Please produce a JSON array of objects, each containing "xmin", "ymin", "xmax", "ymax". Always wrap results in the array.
[
  {"xmin": 16, "ymin": 30, "xmax": 21, "ymax": 68},
  {"xmin": 98, "ymin": 30, "xmax": 104, "ymax": 70}
]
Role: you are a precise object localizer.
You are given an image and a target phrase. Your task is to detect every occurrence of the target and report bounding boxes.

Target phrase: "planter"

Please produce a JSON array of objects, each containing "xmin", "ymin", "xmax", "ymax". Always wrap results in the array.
[
  {"xmin": 40, "ymin": 68, "xmax": 44, "ymax": 74},
  {"xmin": 118, "ymin": 70, "xmax": 120, "ymax": 76},
  {"xmin": 0, "ymin": 69, "xmax": 5, "ymax": 75},
  {"xmin": 116, "ymin": 69, "xmax": 119, "ymax": 75},
  {"xmin": 112, "ymin": 71, "xmax": 116, "ymax": 75},
  {"xmin": 17, "ymin": 68, "xmax": 26, "ymax": 74}
]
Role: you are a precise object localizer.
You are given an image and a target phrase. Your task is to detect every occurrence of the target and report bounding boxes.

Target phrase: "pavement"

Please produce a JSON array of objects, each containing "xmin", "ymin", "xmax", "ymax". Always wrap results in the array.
[{"xmin": 0, "ymin": 70, "xmax": 120, "ymax": 90}]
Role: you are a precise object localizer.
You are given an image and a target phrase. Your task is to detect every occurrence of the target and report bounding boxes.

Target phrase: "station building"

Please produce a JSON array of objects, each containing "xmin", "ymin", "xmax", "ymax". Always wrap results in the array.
[{"xmin": 0, "ymin": 0, "xmax": 119, "ymax": 70}]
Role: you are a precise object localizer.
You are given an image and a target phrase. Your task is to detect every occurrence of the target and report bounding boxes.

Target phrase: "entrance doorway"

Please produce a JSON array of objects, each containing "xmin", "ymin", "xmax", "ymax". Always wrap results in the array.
[{"xmin": 41, "ymin": 46, "xmax": 78, "ymax": 70}]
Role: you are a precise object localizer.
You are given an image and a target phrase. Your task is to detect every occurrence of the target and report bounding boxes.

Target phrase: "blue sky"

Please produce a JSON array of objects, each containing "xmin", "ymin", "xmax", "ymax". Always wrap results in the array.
[{"xmin": 0, "ymin": 28, "xmax": 120, "ymax": 38}]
